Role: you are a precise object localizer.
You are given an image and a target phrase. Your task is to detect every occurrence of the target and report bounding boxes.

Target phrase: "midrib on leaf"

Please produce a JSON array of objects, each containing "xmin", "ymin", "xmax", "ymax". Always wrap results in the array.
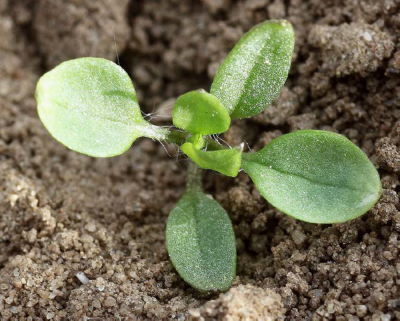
[
  {"xmin": 194, "ymin": 196, "xmax": 212, "ymax": 276},
  {"xmin": 235, "ymin": 35, "xmax": 275, "ymax": 115},
  {"xmin": 171, "ymin": 199, "xmax": 211, "ymax": 281},
  {"xmin": 51, "ymin": 98, "xmax": 146, "ymax": 129},
  {"xmin": 102, "ymin": 89, "xmax": 138, "ymax": 103},
  {"xmin": 243, "ymin": 158, "xmax": 366, "ymax": 193}
]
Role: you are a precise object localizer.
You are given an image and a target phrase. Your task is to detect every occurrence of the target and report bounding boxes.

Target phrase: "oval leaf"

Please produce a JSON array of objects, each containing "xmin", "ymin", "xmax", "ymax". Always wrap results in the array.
[
  {"xmin": 181, "ymin": 142, "xmax": 242, "ymax": 177},
  {"xmin": 211, "ymin": 20, "xmax": 295, "ymax": 119},
  {"xmin": 242, "ymin": 130, "xmax": 382, "ymax": 223},
  {"xmin": 166, "ymin": 188, "xmax": 236, "ymax": 291},
  {"xmin": 172, "ymin": 90, "xmax": 231, "ymax": 135},
  {"xmin": 36, "ymin": 57, "xmax": 157, "ymax": 157}
]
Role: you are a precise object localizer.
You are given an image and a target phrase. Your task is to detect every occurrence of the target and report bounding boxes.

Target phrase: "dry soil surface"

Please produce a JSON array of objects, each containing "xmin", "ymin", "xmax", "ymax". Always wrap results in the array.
[{"xmin": 0, "ymin": 0, "xmax": 399, "ymax": 320}]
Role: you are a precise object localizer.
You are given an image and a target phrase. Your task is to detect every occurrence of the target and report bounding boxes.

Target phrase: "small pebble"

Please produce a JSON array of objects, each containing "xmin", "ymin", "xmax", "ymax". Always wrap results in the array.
[
  {"xmin": 13, "ymin": 268, "xmax": 19, "ymax": 277},
  {"xmin": 76, "ymin": 272, "xmax": 89, "ymax": 285},
  {"xmin": 85, "ymin": 222, "xmax": 96, "ymax": 232},
  {"xmin": 292, "ymin": 230, "xmax": 307, "ymax": 245},
  {"xmin": 104, "ymin": 296, "xmax": 117, "ymax": 308},
  {"xmin": 363, "ymin": 31, "xmax": 372, "ymax": 41},
  {"xmin": 356, "ymin": 305, "xmax": 368, "ymax": 317}
]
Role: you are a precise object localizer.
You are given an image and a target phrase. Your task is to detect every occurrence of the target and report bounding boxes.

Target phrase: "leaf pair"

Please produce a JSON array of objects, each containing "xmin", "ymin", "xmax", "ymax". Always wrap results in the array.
[
  {"xmin": 167, "ymin": 130, "xmax": 382, "ymax": 292},
  {"xmin": 172, "ymin": 89, "xmax": 242, "ymax": 177},
  {"xmin": 173, "ymin": 20, "xmax": 295, "ymax": 125},
  {"xmin": 36, "ymin": 20, "xmax": 295, "ymax": 161},
  {"xmin": 170, "ymin": 20, "xmax": 295, "ymax": 178},
  {"xmin": 165, "ymin": 21, "xmax": 296, "ymax": 291}
]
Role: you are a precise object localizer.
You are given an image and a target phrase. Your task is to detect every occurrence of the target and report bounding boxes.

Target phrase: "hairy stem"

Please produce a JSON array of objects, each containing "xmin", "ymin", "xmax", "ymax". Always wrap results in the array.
[
  {"xmin": 148, "ymin": 125, "xmax": 228, "ymax": 151},
  {"xmin": 164, "ymin": 130, "xmax": 190, "ymax": 146}
]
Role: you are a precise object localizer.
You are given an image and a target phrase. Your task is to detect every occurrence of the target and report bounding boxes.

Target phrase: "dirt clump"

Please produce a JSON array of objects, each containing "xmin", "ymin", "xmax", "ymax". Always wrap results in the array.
[
  {"xmin": 0, "ymin": 0, "xmax": 399, "ymax": 320},
  {"xmin": 376, "ymin": 134, "xmax": 400, "ymax": 173},
  {"xmin": 190, "ymin": 285, "xmax": 284, "ymax": 320},
  {"xmin": 308, "ymin": 22, "xmax": 394, "ymax": 77},
  {"xmin": 33, "ymin": 0, "xmax": 131, "ymax": 68}
]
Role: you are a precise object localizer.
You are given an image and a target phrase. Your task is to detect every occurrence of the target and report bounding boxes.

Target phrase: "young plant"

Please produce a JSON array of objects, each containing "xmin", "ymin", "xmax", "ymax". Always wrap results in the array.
[{"xmin": 35, "ymin": 20, "xmax": 382, "ymax": 292}]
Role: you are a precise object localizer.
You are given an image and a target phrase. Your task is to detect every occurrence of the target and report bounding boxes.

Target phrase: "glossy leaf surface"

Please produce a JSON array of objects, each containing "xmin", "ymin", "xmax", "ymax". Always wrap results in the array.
[
  {"xmin": 172, "ymin": 90, "xmax": 231, "ymax": 135},
  {"xmin": 242, "ymin": 130, "xmax": 382, "ymax": 223},
  {"xmin": 36, "ymin": 57, "xmax": 159, "ymax": 157},
  {"xmin": 211, "ymin": 20, "xmax": 295, "ymax": 119},
  {"xmin": 166, "ymin": 188, "xmax": 236, "ymax": 291},
  {"xmin": 181, "ymin": 143, "xmax": 242, "ymax": 177}
]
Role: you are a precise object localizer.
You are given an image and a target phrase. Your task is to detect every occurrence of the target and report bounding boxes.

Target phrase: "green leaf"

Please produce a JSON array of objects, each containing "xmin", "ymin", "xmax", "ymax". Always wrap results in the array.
[
  {"xmin": 166, "ymin": 188, "xmax": 236, "ymax": 291},
  {"xmin": 242, "ymin": 130, "xmax": 382, "ymax": 223},
  {"xmin": 172, "ymin": 90, "xmax": 231, "ymax": 135},
  {"xmin": 36, "ymin": 57, "xmax": 162, "ymax": 157},
  {"xmin": 181, "ymin": 143, "xmax": 242, "ymax": 177},
  {"xmin": 187, "ymin": 134, "xmax": 206, "ymax": 150},
  {"xmin": 211, "ymin": 20, "xmax": 295, "ymax": 119}
]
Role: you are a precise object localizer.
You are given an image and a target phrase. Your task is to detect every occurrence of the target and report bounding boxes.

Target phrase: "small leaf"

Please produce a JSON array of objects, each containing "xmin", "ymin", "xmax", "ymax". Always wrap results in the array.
[
  {"xmin": 36, "ymin": 57, "xmax": 160, "ymax": 157},
  {"xmin": 172, "ymin": 90, "xmax": 231, "ymax": 135},
  {"xmin": 166, "ymin": 188, "xmax": 236, "ymax": 291},
  {"xmin": 211, "ymin": 20, "xmax": 295, "ymax": 119},
  {"xmin": 181, "ymin": 143, "xmax": 242, "ymax": 177},
  {"xmin": 242, "ymin": 130, "xmax": 382, "ymax": 223},
  {"xmin": 187, "ymin": 134, "xmax": 206, "ymax": 150}
]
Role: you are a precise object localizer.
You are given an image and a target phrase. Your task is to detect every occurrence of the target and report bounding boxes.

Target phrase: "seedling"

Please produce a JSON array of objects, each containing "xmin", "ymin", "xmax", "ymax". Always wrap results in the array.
[{"xmin": 35, "ymin": 20, "xmax": 382, "ymax": 292}]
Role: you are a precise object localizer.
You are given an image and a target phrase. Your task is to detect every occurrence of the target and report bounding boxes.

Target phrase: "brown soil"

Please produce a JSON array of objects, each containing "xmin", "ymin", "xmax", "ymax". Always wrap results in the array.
[{"xmin": 0, "ymin": 0, "xmax": 399, "ymax": 320}]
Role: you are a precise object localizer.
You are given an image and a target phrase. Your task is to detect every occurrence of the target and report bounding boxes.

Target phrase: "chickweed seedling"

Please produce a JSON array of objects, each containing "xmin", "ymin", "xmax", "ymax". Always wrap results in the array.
[{"xmin": 35, "ymin": 20, "xmax": 382, "ymax": 292}]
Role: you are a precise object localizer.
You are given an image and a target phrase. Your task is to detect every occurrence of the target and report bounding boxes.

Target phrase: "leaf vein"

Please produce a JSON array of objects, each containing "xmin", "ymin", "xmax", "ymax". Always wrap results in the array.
[{"xmin": 245, "ymin": 160, "xmax": 364, "ymax": 193}]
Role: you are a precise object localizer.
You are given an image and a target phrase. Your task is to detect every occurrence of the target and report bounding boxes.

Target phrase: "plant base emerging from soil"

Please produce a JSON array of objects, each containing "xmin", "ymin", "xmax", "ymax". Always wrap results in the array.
[{"xmin": 35, "ymin": 20, "xmax": 381, "ymax": 291}]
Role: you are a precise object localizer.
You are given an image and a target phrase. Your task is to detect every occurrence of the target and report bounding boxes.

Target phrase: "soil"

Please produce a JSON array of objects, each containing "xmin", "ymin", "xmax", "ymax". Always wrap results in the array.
[{"xmin": 0, "ymin": 0, "xmax": 399, "ymax": 320}]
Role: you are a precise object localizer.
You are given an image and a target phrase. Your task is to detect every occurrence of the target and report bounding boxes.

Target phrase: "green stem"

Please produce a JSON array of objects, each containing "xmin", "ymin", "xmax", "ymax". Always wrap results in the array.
[
  {"xmin": 148, "ymin": 125, "xmax": 227, "ymax": 151},
  {"xmin": 164, "ymin": 130, "xmax": 190, "ymax": 146},
  {"xmin": 186, "ymin": 161, "xmax": 202, "ymax": 191}
]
